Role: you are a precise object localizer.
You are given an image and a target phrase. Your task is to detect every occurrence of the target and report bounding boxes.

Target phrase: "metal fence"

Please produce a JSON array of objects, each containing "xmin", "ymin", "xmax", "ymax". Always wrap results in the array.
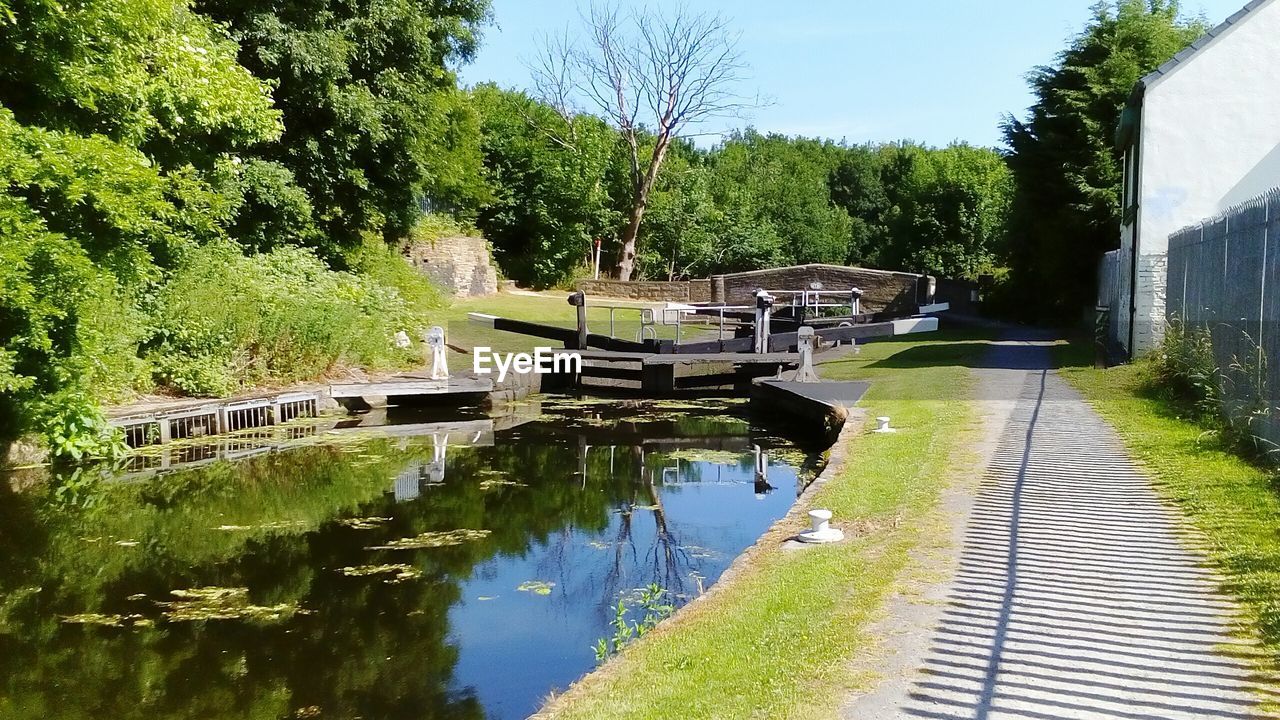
[
  {"xmin": 1097, "ymin": 246, "xmax": 1131, "ymax": 360},
  {"xmin": 1166, "ymin": 187, "xmax": 1280, "ymax": 450}
]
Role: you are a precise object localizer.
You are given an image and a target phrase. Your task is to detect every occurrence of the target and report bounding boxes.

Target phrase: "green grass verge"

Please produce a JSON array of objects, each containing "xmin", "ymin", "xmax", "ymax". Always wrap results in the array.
[
  {"xmin": 537, "ymin": 331, "xmax": 991, "ymax": 719},
  {"xmin": 1057, "ymin": 344, "xmax": 1280, "ymax": 674}
]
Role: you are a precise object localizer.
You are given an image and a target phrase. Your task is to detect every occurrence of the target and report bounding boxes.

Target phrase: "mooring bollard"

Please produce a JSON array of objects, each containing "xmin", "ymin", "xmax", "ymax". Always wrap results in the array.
[
  {"xmin": 797, "ymin": 509, "xmax": 844, "ymax": 544},
  {"xmin": 850, "ymin": 287, "xmax": 864, "ymax": 317},
  {"xmin": 426, "ymin": 326, "xmax": 449, "ymax": 380},
  {"xmin": 873, "ymin": 416, "xmax": 896, "ymax": 434}
]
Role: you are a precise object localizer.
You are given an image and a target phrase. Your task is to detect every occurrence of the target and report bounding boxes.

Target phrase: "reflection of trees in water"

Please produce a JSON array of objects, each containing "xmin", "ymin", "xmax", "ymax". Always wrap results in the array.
[
  {"xmin": 532, "ymin": 438, "xmax": 768, "ymax": 623},
  {"xmin": 0, "ymin": 407, "xmax": 808, "ymax": 719},
  {"xmin": 0, "ymin": 441, "xmax": 494, "ymax": 720}
]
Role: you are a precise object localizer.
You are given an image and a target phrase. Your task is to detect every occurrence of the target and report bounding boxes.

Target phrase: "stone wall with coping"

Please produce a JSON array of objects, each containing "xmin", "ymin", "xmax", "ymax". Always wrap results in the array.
[
  {"xmin": 576, "ymin": 279, "xmax": 712, "ymax": 303},
  {"xmin": 578, "ymin": 265, "xmax": 929, "ymax": 314},
  {"xmin": 711, "ymin": 265, "xmax": 929, "ymax": 314}
]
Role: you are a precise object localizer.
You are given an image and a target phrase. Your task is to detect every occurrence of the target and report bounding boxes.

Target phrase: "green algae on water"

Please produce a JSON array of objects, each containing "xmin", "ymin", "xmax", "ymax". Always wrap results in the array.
[
  {"xmin": 338, "ymin": 564, "xmax": 421, "ymax": 583},
  {"xmin": 666, "ymin": 449, "xmax": 747, "ymax": 465},
  {"xmin": 337, "ymin": 516, "xmax": 393, "ymax": 530},
  {"xmin": 366, "ymin": 529, "xmax": 490, "ymax": 551},
  {"xmin": 158, "ymin": 587, "xmax": 306, "ymax": 623},
  {"xmin": 516, "ymin": 580, "xmax": 554, "ymax": 596}
]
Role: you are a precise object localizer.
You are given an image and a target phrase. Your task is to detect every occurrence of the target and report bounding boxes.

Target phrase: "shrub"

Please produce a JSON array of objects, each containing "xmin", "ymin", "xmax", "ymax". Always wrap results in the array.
[
  {"xmin": 147, "ymin": 243, "xmax": 425, "ymax": 396},
  {"xmin": 411, "ymin": 213, "xmax": 482, "ymax": 243},
  {"xmin": 1147, "ymin": 316, "xmax": 1278, "ymax": 459},
  {"xmin": 346, "ymin": 233, "xmax": 447, "ymax": 318},
  {"xmin": 1150, "ymin": 316, "xmax": 1220, "ymax": 420}
]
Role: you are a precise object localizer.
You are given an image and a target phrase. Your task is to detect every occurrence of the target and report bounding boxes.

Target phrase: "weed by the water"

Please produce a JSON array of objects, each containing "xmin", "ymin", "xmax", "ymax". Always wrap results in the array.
[{"xmin": 593, "ymin": 584, "xmax": 674, "ymax": 663}]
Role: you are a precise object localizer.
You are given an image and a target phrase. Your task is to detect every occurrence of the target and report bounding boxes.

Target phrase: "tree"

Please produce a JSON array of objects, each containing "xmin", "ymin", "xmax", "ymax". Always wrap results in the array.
[
  {"xmin": 471, "ymin": 84, "xmax": 620, "ymax": 287},
  {"xmin": 0, "ymin": 0, "xmax": 283, "ymax": 454},
  {"xmin": 1002, "ymin": 0, "xmax": 1204, "ymax": 318},
  {"xmin": 872, "ymin": 143, "xmax": 1012, "ymax": 279},
  {"xmin": 533, "ymin": 3, "xmax": 753, "ymax": 280},
  {"xmin": 0, "ymin": 0, "xmax": 281, "ymax": 167},
  {"xmin": 640, "ymin": 148, "xmax": 788, "ymax": 279},
  {"xmin": 194, "ymin": 0, "xmax": 493, "ymax": 252},
  {"xmin": 827, "ymin": 144, "xmax": 889, "ymax": 265},
  {"xmin": 707, "ymin": 131, "xmax": 851, "ymax": 267}
]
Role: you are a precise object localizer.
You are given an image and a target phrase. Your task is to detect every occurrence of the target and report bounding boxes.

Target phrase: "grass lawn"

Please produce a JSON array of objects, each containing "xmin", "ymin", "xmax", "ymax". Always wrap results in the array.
[
  {"xmin": 535, "ymin": 331, "xmax": 993, "ymax": 720},
  {"xmin": 1056, "ymin": 343, "xmax": 1280, "ymax": 676}
]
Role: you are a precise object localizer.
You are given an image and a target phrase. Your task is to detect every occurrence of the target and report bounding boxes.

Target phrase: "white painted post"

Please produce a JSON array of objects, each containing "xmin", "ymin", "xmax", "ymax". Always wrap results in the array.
[
  {"xmin": 754, "ymin": 290, "xmax": 775, "ymax": 354},
  {"xmin": 426, "ymin": 326, "xmax": 449, "ymax": 380},
  {"xmin": 850, "ymin": 287, "xmax": 864, "ymax": 317},
  {"xmin": 796, "ymin": 326, "xmax": 820, "ymax": 383}
]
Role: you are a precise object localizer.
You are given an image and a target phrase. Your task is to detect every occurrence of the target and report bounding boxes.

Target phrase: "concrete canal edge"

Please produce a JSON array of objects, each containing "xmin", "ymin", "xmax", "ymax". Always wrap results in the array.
[{"xmin": 533, "ymin": 410, "xmax": 868, "ymax": 717}]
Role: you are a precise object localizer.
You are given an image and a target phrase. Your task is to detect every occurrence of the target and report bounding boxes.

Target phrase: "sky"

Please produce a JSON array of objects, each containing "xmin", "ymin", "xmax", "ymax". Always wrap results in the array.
[{"xmin": 458, "ymin": 0, "xmax": 1247, "ymax": 149}]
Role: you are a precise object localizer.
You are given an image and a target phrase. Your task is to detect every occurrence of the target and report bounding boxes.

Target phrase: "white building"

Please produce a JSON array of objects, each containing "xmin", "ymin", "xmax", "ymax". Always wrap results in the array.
[{"xmin": 1116, "ymin": 0, "xmax": 1280, "ymax": 355}]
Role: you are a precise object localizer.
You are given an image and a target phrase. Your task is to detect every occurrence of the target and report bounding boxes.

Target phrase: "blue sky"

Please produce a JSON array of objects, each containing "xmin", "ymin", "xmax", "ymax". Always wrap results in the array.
[{"xmin": 459, "ymin": 0, "xmax": 1246, "ymax": 149}]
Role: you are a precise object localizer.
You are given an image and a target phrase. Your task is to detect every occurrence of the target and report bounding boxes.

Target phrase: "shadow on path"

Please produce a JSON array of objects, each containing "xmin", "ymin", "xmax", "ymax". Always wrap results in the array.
[{"xmin": 896, "ymin": 341, "xmax": 1270, "ymax": 720}]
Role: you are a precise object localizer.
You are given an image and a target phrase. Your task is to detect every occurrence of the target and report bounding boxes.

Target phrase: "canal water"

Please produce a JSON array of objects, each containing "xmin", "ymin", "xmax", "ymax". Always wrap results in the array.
[{"xmin": 0, "ymin": 398, "xmax": 824, "ymax": 720}]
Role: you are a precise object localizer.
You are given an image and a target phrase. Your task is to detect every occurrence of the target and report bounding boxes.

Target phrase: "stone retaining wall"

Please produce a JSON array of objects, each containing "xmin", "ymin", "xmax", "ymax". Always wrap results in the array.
[{"xmin": 404, "ymin": 235, "xmax": 498, "ymax": 298}]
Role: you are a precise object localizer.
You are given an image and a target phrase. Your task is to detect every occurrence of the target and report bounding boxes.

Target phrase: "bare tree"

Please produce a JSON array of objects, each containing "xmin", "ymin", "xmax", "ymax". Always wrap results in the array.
[{"xmin": 532, "ymin": 3, "xmax": 753, "ymax": 281}]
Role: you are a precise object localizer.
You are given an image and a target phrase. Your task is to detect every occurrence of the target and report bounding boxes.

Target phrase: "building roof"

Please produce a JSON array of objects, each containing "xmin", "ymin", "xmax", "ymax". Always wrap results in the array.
[
  {"xmin": 1118, "ymin": 0, "xmax": 1275, "ymax": 148},
  {"xmin": 1140, "ymin": 0, "xmax": 1273, "ymax": 87}
]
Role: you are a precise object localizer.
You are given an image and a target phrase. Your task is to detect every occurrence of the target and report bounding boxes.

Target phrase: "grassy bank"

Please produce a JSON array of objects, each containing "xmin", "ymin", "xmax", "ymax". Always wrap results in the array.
[
  {"xmin": 1057, "ymin": 346, "xmax": 1280, "ymax": 672},
  {"xmin": 536, "ymin": 331, "xmax": 991, "ymax": 719}
]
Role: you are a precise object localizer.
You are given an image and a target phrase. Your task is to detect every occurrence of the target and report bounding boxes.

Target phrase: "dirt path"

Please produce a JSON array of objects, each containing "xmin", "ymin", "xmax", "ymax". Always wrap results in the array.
[{"xmin": 841, "ymin": 339, "xmax": 1269, "ymax": 720}]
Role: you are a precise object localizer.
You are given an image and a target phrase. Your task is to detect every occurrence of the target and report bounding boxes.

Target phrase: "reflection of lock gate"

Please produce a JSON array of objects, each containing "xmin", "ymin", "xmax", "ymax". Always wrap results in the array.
[{"xmin": 392, "ymin": 432, "xmax": 450, "ymax": 502}]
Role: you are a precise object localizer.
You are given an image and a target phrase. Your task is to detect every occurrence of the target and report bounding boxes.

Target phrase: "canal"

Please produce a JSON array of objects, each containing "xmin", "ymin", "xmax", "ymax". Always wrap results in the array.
[{"xmin": 0, "ymin": 398, "xmax": 825, "ymax": 719}]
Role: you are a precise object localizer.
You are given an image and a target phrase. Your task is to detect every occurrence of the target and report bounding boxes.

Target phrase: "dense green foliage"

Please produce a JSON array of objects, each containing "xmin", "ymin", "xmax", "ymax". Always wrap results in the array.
[
  {"xmin": 194, "ymin": 0, "xmax": 491, "ymax": 254},
  {"xmin": 147, "ymin": 242, "xmax": 425, "ymax": 396},
  {"xmin": 468, "ymin": 95, "xmax": 1013, "ymax": 287},
  {"xmin": 0, "ymin": 0, "xmax": 467, "ymax": 459},
  {"xmin": 470, "ymin": 85, "xmax": 621, "ymax": 288},
  {"xmin": 1002, "ymin": 0, "xmax": 1205, "ymax": 318}
]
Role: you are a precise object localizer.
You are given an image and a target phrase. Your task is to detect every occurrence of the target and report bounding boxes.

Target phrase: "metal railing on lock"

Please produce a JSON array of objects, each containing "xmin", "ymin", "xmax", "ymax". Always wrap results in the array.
[
  {"xmin": 764, "ymin": 289, "xmax": 863, "ymax": 318},
  {"xmin": 583, "ymin": 288, "xmax": 863, "ymax": 347},
  {"xmin": 580, "ymin": 303, "xmax": 656, "ymax": 343},
  {"xmin": 658, "ymin": 304, "xmax": 756, "ymax": 345}
]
